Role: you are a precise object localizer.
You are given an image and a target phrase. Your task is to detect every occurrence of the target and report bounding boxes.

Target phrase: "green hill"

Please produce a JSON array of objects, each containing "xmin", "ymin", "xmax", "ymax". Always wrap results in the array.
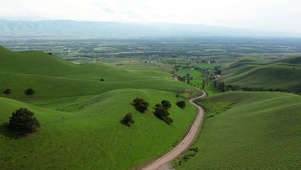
[
  {"xmin": 176, "ymin": 91, "xmax": 301, "ymax": 169},
  {"xmin": 221, "ymin": 57, "xmax": 301, "ymax": 93},
  {"xmin": 0, "ymin": 46, "xmax": 199, "ymax": 169}
]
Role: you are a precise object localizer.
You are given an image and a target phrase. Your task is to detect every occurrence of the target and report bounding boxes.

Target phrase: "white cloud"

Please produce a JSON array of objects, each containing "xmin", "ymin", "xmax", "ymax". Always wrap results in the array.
[{"xmin": 0, "ymin": 0, "xmax": 300, "ymax": 33}]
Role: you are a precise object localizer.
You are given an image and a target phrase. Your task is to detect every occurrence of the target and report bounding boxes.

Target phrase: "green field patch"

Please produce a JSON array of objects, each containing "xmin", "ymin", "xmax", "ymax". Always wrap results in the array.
[
  {"xmin": 191, "ymin": 63, "xmax": 217, "ymax": 69},
  {"xmin": 222, "ymin": 57, "xmax": 301, "ymax": 93}
]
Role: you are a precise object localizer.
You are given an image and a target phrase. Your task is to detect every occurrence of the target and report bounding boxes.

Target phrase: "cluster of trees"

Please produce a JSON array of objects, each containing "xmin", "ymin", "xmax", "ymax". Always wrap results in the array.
[
  {"xmin": 154, "ymin": 100, "xmax": 173, "ymax": 124},
  {"xmin": 214, "ymin": 65, "xmax": 222, "ymax": 75},
  {"xmin": 122, "ymin": 97, "xmax": 188, "ymax": 127},
  {"xmin": 132, "ymin": 98, "xmax": 149, "ymax": 113},
  {"xmin": 177, "ymin": 73, "xmax": 193, "ymax": 84},
  {"xmin": 121, "ymin": 97, "xmax": 150, "ymax": 127},
  {"xmin": 8, "ymin": 108, "xmax": 40, "ymax": 133}
]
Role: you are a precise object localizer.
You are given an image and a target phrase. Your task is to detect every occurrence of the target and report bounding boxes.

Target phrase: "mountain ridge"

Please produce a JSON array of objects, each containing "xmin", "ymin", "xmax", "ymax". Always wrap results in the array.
[{"xmin": 1, "ymin": 19, "xmax": 300, "ymax": 38}]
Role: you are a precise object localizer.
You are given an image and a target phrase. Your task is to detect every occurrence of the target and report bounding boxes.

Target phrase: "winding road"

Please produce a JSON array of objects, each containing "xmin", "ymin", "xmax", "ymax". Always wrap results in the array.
[{"xmin": 140, "ymin": 91, "xmax": 206, "ymax": 170}]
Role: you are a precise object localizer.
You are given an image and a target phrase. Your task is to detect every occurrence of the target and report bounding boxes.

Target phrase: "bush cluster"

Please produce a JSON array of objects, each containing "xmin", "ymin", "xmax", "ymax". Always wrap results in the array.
[
  {"xmin": 132, "ymin": 98, "xmax": 149, "ymax": 113},
  {"xmin": 154, "ymin": 100, "xmax": 173, "ymax": 124}
]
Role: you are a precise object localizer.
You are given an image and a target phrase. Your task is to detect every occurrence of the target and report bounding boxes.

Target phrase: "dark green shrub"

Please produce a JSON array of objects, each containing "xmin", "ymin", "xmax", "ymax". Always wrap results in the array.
[
  {"xmin": 154, "ymin": 104, "xmax": 173, "ymax": 124},
  {"xmin": 121, "ymin": 113, "xmax": 135, "ymax": 127},
  {"xmin": 3, "ymin": 89, "xmax": 11, "ymax": 94},
  {"xmin": 176, "ymin": 101, "xmax": 186, "ymax": 109},
  {"xmin": 25, "ymin": 88, "xmax": 35, "ymax": 96},
  {"xmin": 161, "ymin": 100, "xmax": 171, "ymax": 109},
  {"xmin": 8, "ymin": 108, "xmax": 40, "ymax": 133},
  {"xmin": 132, "ymin": 98, "xmax": 149, "ymax": 113}
]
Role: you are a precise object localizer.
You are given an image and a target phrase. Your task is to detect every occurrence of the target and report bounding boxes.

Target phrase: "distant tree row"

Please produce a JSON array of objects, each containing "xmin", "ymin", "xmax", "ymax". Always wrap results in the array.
[{"xmin": 3, "ymin": 88, "xmax": 35, "ymax": 95}]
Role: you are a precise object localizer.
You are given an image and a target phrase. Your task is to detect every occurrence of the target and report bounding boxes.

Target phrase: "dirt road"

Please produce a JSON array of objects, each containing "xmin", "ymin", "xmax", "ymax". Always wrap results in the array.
[{"xmin": 140, "ymin": 91, "xmax": 206, "ymax": 170}]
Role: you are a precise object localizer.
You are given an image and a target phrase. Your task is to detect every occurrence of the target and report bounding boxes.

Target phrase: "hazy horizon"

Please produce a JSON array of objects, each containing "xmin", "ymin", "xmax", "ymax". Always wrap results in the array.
[{"xmin": 1, "ymin": 0, "xmax": 301, "ymax": 34}]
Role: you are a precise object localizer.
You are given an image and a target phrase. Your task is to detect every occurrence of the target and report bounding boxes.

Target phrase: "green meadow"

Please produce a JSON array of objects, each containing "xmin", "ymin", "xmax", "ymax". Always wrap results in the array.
[
  {"xmin": 221, "ymin": 57, "xmax": 301, "ymax": 93},
  {"xmin": 0, "ymin": 46, "xmax": 200, "ymax": 169},
  {"xmin": 176, "ymin": 91, "xmax": 301, "ymax": 169}
]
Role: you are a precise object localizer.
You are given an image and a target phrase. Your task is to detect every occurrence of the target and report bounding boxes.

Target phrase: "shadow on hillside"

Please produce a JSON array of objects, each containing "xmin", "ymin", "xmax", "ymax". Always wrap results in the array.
[{"xmin": 0, "ymin": 123, "xmax": 27, "ymax": 139}]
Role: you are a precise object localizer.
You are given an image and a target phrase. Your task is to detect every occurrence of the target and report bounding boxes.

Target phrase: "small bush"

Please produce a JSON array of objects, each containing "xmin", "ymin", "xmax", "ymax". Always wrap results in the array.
[
  {"xmin": 121, "ymin": 113, "xmax": 135, "ymax": 127},
  {"xmin": 161, "ymin": 100, "xmax": 171, "ymax": 109},
  {"xmin": 3, "ymin": 88, "xmax": 11, "ymax": 94},
  {"xmin": 100, "ymin": 78, "xmax": 104, "ymax": 81},
  {"xmin": 8, "ymin": 108, "xmax": 40, "ymax": 133},
  {"xmin": 176, "ymin": 101, "xmax": 186, "ymax": 109},
  {"xmin": 25, "ymin": 88, "xmax": 35, "ymax": 96}
]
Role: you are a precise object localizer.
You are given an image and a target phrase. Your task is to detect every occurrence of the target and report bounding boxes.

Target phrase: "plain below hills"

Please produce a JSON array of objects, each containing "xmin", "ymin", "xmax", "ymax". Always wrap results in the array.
[{"xmin": 0, "ymin": 46, "xmax": 199, "ymax": 169}]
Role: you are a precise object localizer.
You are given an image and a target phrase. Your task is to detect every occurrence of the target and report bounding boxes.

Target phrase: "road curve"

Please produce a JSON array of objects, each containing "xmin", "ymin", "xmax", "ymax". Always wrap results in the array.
[{"xmin": 140, "ymin": 91, "xmax": 206, "ymax": 170}]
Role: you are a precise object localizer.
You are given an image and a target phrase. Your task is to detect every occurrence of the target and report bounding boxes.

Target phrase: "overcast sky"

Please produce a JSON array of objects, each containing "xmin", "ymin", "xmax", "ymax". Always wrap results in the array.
[{"xmin": 1, "ymin": 0, "xmax": 301, "ymax": 33}]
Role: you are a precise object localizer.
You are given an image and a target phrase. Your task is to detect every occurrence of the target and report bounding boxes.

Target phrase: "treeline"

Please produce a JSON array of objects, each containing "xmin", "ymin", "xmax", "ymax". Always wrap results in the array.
[{"xmin": 212, "ymin": 80, "xmax": 299, "ymax": 94}]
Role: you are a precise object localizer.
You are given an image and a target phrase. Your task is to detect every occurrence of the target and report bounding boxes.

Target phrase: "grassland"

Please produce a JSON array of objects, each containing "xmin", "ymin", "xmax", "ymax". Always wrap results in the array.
[
  {"xmin": 221, "ymin": 57, "xmax": 301, "ymax": 93},
  {"xmin": 175, "ymin": 91, "xmax": 301, "ymax": 169},
  {"xmin": 0, "ymin": 46, "xmax": 200, "ymax": 169}
]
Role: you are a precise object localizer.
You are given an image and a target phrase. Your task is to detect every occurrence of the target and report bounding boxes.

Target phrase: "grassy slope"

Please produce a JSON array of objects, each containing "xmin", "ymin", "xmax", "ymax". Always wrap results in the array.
[
  {"xmin": 0, "ymin": 46, "xmax": 199, "ymax": 169},
  {"xmin": 221, "ymin": 57, "xmax": 301, "ymax": 92},
  {"xmin": 177, "ymin": 91, "xmax": 301, "ymax": 169}
]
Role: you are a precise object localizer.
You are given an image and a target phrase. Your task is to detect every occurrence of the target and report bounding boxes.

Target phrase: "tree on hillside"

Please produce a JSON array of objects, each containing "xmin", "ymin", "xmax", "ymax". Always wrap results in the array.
[
  {"xmin": 132, "ymin": 98, "xmax": 149, "ymax": 113},
  {"xmin": 8, "ymin": 108, "xmax": 40, "ymax": 133},
  {"xmin": 161, "ymin": 100, "xmax": 171, "ymax": 109},
  {"xmin": 25, "ymin": 88, "xmax": 35, "ymax": 96},
  {"xmin": 3, "ymin": 88, "xmax": 11, "ymax": 95},
  {"xmin": 154, "ymin": 104, "xmax": 173, "ymax": 124},
  {"xmin": 176, "ymin": 101, "xmax": 186, "ymax": 109},
  {"xmin": 121, "ymin": 113, "xmax": 135, "ymax": 127}
]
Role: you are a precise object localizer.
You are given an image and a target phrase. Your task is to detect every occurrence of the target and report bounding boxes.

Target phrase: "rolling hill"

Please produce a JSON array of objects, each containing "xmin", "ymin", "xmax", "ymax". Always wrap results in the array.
[
  {"xmin": 0, "ymin": 46, "xmax": 200, "ymax": 169},
  {"xmin": 176, "ymin": 91, "xmax": 301, "ymax": 169},
  {"xmin": 220, "ymin": 57, "xmax": 301, "ymax": 93}
]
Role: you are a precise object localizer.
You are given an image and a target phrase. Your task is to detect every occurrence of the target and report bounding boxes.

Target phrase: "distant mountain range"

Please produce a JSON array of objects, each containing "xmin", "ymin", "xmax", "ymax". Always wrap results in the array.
[{"xmin": 0, "ymin": 19, "xmax": 300, "ymax": 38}]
